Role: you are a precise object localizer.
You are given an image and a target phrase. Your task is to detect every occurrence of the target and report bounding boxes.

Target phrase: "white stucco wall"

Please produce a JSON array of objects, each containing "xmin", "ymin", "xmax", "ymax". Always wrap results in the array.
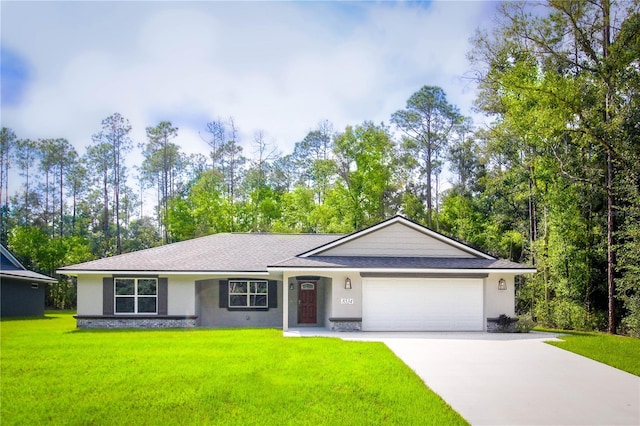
[
  {"xmin": 76, "ymin": 274, "xmax": 197, "ymax": 316},
  {"xmin": 329, "ymin": 272, "xmax": 362, "ymax": 318},
  {"xmin": 76, "ymin": 274, "xmax": 103, "ymax": 315},
  {"xmin": 167, "ymin": 275, "xmax": 196, "ymax": 316},
  {"xmin": 484, "ymin": 274, "xmax": 516, "ymax": 318}
]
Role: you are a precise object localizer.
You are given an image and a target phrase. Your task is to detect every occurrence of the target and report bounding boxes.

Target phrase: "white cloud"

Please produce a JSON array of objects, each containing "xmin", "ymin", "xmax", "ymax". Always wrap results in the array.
[{"xmin": 1, "ymin": 0, "xmax": 499, "ymax": 165}]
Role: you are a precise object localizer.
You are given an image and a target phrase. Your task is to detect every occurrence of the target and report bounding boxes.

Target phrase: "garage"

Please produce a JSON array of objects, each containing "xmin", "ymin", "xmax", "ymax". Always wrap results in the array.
[{"xmin": 362, "ymin": 277, "xmax": 484, "ymax": 331}]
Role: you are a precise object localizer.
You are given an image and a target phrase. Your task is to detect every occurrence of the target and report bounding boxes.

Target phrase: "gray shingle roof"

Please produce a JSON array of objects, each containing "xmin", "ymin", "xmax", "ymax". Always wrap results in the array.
[
  {"xmin": 0, "ymin": 269, "xmax": 58, "ymax": 283},
  {"xmin": 1, "ymin": 244, "xmax": 57, "ymax": 283},
  {"xmin": 58, "ymin": 233, "xmax": 343, "ymax": 273},
  {"xmin": 269, "ymin": 256, "xmax": 535, "ymax": 270},
  {"xmin": 58, "ymin": 226, "xmax": 536, "ymax": 274}
]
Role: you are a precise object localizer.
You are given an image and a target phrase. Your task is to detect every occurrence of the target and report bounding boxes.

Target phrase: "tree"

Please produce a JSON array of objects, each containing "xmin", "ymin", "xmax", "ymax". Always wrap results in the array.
[
  {"xmin": 447, "ymin": 118, "xmax": 482, "ymax": 194},
  {"xmin": 141, "ymin": 121, "xmax": 183, "ymax": 243},
  {"xmin": 469, "ymin": 0, "xmax": 640, "ymax": 333},
  {"xmin": 99, "ymin": 113, "xmax": 133, "ymax": 253},
  {"xmin": 65, "ymin": 160, "xmax": 88, "ymax": 235},
  {"xmin": 13, "ymin": 139, "xmax": 39, "ymax": 225},
  {"xmin": 38, "ymin": 138, "xmax": 77, "ymax": 237},
  {"xmin": 392, "ymin": 86, "xmax": 462, "ymax": 227},
  {"xmin": 9, "ymin": 225, "xmax": 93, "ymax": 309},
  {"xmin": 291, "ymin": 121, "xmax": 335, "ymax": 204},
  {"xmin": 85, "ymin": 139, "xmax": 113, "ymax": 255},
  {"xmin": 0, "ymin": 128, "xmax": 16, "ymax": 243},
  {"xmin": 332, "ymin": 122, "xmax": 397, "ymax": 229},
  {"xmin": 203, "ymin": 117, "xmax": 246, "ymax": 205},
  {"xmin": 0, "ymin": 127, "xmax": 15, "ymax": 208}
]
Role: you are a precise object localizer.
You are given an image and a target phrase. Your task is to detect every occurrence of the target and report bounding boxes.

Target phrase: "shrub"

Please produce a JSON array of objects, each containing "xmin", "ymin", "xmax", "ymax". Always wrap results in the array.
[
  {"xmin": 619, "ymin": 294, "xmax": 640, "ymax": 338},
  {"xmin": 534, "ymin": 298, "xmax": 604, "ymax": 331},
  {"xmin": 515, "ymin": 314, "xmax": 535, "ymax": 333}
]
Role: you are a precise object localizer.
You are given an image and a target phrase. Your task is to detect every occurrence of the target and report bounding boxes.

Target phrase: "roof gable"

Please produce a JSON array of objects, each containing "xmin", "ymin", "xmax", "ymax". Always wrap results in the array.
[
  {"xmin": 1, "ymin": 245, "xmax": 26, "ymax": 271},
  {"xmin": 1, "ymin": 245, "xmax": 57, "ymax": 283},
  {"xmin": 300, "ymin": 216, "xmax": 494, "ymax": 259}
]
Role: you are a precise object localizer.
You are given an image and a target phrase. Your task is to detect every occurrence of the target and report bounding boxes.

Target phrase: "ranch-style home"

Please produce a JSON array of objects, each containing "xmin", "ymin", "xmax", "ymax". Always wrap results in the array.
[
  {"xmin": 58, "ymin": 216, "xmax": 536, "ymax": 332},
  {"xmin": 1, "ymin": 244, "xmax": 57, "ymax": 317}
]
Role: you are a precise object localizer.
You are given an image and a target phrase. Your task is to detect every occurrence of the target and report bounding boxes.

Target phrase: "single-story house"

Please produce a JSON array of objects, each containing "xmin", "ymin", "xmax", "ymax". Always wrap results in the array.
[
  {"xmin": 1, "ymin": 245, "xmax": 57, "ymax": 317},
  {"xmin": 57, "ymin": 216, "xmax": 536, "ymax": 331}
]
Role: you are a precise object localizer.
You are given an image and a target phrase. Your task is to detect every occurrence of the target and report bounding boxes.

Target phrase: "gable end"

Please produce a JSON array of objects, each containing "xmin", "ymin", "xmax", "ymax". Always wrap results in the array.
[{"xmin": 301, "ymin": 216, "xmax": 493, "ymax": 259}]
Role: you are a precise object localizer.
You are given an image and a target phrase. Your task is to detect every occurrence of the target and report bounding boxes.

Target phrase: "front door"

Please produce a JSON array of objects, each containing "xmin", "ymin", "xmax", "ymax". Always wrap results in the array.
[{"xmin": 298, "ymin": 281, "xmax": 317, "ymax": 324}]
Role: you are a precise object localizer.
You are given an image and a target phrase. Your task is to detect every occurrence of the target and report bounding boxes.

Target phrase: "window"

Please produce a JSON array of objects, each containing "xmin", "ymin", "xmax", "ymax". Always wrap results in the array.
[
  {"xmin": 229, "ymin": 280, "xmax": 268, "ymax": 308},
  {"xmin": 114, "ymin": 278, "xmax": 157, "ymax": 314}
]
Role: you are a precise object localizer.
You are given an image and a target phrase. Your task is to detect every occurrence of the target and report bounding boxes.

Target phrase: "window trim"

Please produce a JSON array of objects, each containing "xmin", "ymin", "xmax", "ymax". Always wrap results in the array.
[
  {"xmin": 228, "ymin": 279, "xmax": 269, "ymax": 309},
  {"xmin": 114, "ymin": 277, "xmax": 158, "ymax": 315}
]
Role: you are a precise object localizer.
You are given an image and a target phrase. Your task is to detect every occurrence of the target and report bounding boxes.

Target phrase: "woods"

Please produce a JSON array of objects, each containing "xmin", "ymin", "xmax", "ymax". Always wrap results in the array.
[{"xmin": 1, "ymin": 0, "xmax": 638, "ymax": 336}]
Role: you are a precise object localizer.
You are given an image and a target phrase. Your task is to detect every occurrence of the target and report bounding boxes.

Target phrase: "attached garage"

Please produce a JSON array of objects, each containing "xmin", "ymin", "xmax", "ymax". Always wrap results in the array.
[{"xmin": 362, "ymin": 277, "xmax": 484, "ymax": 331}]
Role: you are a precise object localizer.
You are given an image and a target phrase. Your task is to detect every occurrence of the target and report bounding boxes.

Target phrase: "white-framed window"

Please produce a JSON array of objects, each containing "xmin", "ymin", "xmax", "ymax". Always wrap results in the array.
[
  {"xmin": 114, "ymin": 277, "xmax": 158, "ymax": 314},
  {"xmin": 229, "ymin": 280, "xmax": 268, "ymax": 308}
]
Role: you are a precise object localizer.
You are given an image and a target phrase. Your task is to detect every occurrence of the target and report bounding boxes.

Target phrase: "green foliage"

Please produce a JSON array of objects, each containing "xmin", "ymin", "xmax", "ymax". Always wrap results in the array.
[
  {"xmin": 271, "ymin": 186, "xmax": 317, "ymax": 233},
  {"xmin": 392, "ymin": 85, "xmax": 462, "ymax": 228},
  {"xmin": 8, "ymin": 226, "xmax": 93, "ymax": 308},
  {"xmin": 468, "ymin": 0, "xmax": 640, "ymax": 334},
  {"xmin": 0, "ymin": 314, "xmax": 467, "ymax": 425},
  {"xmin": 534, "ymin": 297, "xmax": 606, "ymax": 332},
  {"xmin": 333, "ymin": 121, "xmax": 397, "ymax": 229},
  {"xmin": 515, "ymin": 314, "xmax": 535, "ymax": 333}
]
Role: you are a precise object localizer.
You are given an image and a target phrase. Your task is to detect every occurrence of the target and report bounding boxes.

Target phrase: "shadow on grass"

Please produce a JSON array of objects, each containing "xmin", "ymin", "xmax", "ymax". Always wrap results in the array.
[
  {"xmin": 65, "ymin": 326, "xmax": 283, "ymax": 335},
  {"xmin": 1, "ymin": 315, "xmax": 54, "ymax": 322},
  {"xmin": 534, "ymin": 327, "xmax": 598, "ymax": 338},
  {"xmin": 2, "ymin": 310, "xmax": 78, "ymax": 322}
]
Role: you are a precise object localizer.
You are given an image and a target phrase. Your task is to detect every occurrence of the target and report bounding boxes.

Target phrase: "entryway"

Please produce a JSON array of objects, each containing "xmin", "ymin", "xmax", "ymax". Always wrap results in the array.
[{"xmin": 298, "ymin": 280, "xmax": 317, "ymax": 324}]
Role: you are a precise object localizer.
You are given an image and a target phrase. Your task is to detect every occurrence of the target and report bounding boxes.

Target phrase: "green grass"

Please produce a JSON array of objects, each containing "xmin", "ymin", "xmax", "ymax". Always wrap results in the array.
[
  {"xmin": 540, "ymin": 328, "xmax": 640, "ymax": 376},
  {"xmin": 1, "ymin": 314, "xmax": 467, "ymax": 425}
]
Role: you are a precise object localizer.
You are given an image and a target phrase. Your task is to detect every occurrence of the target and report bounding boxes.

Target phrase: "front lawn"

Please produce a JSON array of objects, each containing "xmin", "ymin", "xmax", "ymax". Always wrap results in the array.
[
  {"xmin": 542, "ymin": 329, "xmax": 640, "ymax": 376},
  {"xmin": 1, "ymin": 314, "xmax": 466, "ymax": 425}
]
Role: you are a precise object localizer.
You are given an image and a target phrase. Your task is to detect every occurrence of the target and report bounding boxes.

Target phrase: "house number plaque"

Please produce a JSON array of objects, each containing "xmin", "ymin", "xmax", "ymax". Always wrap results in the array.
[{"xmin": 340, "ymin": 298, "xmax": 354, "ymax": 305}]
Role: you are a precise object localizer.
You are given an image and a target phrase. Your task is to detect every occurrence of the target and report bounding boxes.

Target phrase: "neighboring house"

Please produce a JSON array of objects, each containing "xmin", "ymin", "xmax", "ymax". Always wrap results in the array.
[
  {"xmin": 1, "ymin": 245, "xmax": 57, "ymax": 317},
  {"xmin": 57, "ymin": 216, "xmax": 536, "ymax": 331}
]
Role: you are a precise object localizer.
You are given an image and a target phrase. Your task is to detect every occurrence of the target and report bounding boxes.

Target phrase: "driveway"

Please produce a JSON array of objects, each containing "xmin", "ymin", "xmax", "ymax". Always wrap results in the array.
[{"xmin": 285, "ymin": 329, "xmax": 640, "ymax": 425}]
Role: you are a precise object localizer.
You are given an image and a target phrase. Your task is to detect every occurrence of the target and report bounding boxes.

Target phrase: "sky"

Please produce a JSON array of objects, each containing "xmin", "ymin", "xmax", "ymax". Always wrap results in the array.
[{"xmin": 1, "ymin": 0, "xmax": 499, "ymax": 165}]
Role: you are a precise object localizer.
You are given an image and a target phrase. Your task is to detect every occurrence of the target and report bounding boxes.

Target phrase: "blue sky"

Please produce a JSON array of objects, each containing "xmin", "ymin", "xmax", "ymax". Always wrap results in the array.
[{"xmin": 1, "ymin": 1, "xmax": 498, "ymax": 161}]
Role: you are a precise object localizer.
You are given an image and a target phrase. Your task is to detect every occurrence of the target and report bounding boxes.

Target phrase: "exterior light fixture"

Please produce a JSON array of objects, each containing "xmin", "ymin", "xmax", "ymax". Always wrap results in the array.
[
  {"xmin": 289, "ymin": 282, "xmax": 294, "ymax": 290},
  {"xmin": 498, "ymin": 278, "xmax": 507, "ymax": 290},
  {"xmin": 344, "ymin": 277, "xmax": 352, "ymax": 289}
]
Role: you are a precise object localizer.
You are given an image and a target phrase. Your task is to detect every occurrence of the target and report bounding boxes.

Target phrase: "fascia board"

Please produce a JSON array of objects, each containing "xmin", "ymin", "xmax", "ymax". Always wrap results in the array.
[
  {"xmin": 268, "ymin": 267, "xmax": 538, "ymax": 274},
  {"xmin": 56, "ymin": 270, "xmax": 271, "ymax": 277}
]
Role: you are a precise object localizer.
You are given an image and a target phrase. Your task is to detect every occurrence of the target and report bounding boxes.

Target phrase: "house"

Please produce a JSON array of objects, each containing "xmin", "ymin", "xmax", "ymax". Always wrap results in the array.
[
  {"xmin": 1, "ymin": 245, "xmax": 57, "ymax": 317},
  {"xmin": 57, "ymin": 216, "xmax": 536, "ymax": 331}
]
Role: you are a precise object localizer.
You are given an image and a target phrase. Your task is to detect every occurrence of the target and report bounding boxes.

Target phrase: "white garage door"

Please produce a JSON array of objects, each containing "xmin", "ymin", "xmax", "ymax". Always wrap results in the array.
[{"xmin": 362, "ymin": 277, "xmax": 484, "ymax": 331}]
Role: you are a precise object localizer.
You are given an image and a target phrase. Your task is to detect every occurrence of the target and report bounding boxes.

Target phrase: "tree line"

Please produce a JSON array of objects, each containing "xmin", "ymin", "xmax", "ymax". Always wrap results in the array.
[{"xmin": 1, "ymin": 0, "xmax": 638, "ymax": 336}]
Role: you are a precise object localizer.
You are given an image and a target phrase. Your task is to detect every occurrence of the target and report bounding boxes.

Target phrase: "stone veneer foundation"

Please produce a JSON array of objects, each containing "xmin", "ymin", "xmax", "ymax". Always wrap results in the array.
[
  {"xmin": 486, "ymin": 316, "xmax": 519, "ymax": 333},
  {"xmin": 328, "ymin": 317, "xmax": 362, "ymax": 332},
  {"xmin": 75, "ymin": 316, "xmax": 197, "ymax": 329}
]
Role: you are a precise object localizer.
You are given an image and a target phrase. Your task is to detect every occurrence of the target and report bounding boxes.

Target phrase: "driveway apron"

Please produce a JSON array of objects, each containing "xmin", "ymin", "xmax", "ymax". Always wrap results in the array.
[{"xmin": 380, "ymin": 334, "xmax": 640, "ymax": 425}]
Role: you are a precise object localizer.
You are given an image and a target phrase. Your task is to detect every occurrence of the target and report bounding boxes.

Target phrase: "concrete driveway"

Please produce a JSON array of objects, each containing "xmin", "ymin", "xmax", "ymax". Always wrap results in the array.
[{"xmin": 285, "ymin": 329, "xmax": 640, "ymax": 425}]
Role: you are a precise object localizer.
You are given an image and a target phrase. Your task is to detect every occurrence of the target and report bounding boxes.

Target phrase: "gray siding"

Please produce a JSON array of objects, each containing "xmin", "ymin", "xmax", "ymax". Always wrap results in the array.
[
  {"xmin": 196, "ymin": 279, "xmax": 282, "ymax": 327},
  {"xmin": 1, "ymin": 279, "xmax": 46, "ymax": 317},
  {"xmin": 319, "ymin": 222, "xmax": 476, "ymax": 258}
]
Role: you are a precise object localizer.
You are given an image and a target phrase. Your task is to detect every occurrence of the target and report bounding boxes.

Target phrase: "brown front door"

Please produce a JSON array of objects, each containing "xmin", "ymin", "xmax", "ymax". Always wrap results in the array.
[{"xmin": 298, "ymin": 281, "xmax": 317, "ymax": 324}]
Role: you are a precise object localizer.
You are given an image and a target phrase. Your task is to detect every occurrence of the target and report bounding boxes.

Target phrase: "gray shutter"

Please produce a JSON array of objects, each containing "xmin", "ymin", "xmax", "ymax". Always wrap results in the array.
[
  {"xmin": 103, "ymin": 277, "xmax": 114, "ymax": 315},
  {"xmin": 268, "ymin": 280, "xmax": 277, "ymax": 309},
  {"xmin": 158, "ymin": 278, "xmax": 168, "ymax": 315},
  {"xmin": 219, "ymin": 280, "xmax": 228, "ymax": 308}
]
